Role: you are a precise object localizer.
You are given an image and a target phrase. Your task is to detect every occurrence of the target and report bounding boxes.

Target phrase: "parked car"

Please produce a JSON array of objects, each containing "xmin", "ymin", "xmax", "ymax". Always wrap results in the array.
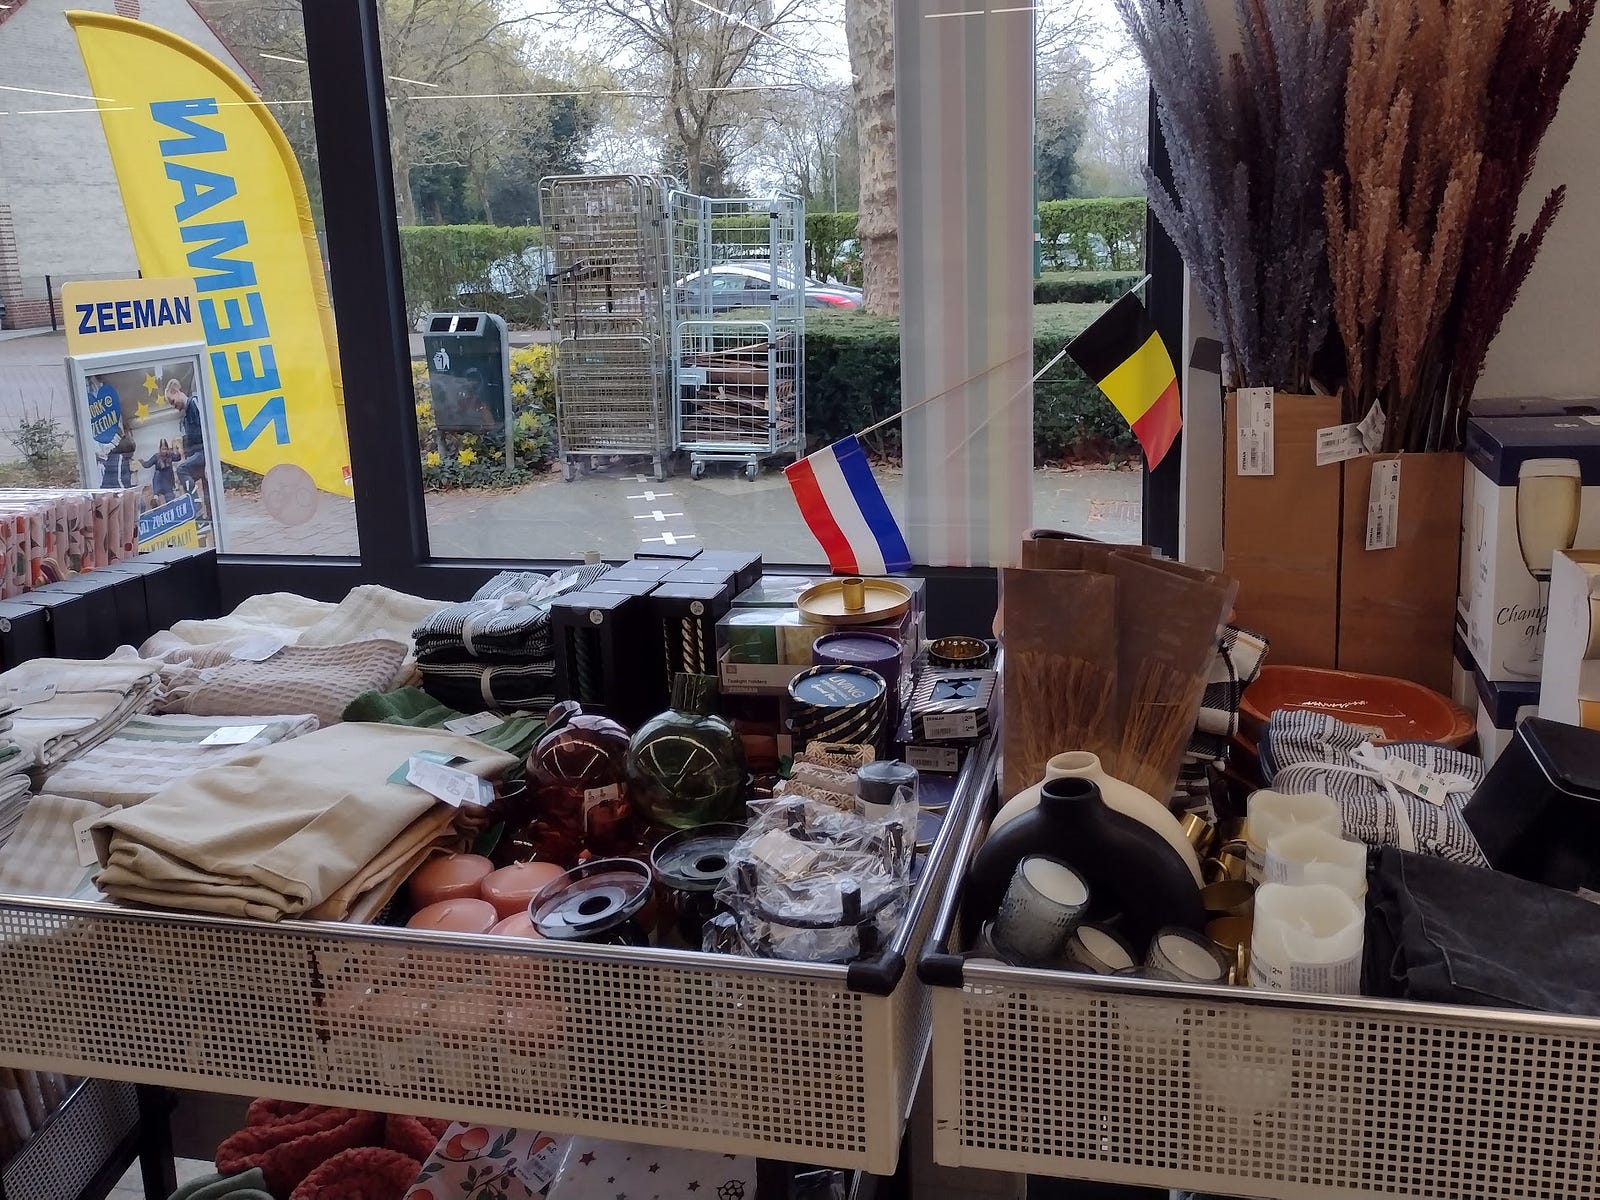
[{"xmin": 675, "ymin": 262, "xmax": 863, "ymax": 312}]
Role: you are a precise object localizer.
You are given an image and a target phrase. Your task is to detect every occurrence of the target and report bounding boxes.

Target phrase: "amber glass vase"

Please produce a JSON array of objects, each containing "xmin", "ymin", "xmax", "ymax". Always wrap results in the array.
[
  {"xmin": 503, "ymin": 701, "xmax": 633, "ymax": 865},
  {"xmin": 627, "ymin": 675, "xmax": 747, "ymax": 830}
]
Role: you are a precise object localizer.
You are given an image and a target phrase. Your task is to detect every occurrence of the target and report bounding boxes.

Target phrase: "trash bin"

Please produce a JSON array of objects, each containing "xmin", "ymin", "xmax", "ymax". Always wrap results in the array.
[{"xmin": 422, "ymin": 312, "xmax": 514, "ymax": 467}]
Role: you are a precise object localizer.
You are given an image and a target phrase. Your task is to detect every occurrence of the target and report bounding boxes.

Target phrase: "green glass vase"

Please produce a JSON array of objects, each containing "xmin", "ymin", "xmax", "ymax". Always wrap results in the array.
[{"xmin": 627, "ymin": 674, "xmax": 746, "ymax": 829}]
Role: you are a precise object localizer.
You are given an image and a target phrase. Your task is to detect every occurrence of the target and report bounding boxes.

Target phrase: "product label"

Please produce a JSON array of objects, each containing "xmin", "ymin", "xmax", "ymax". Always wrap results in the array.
[
  {"xmin": 511, "ymin": 1134, "xmax": 565, "ymax": 1194},
  {"xmin": 906, "ymin": 744, "xmax": 960, "ymax": 773},
  {"xmin": 1315, "ymin": 422, "xmax": 1365, "ymax": 466},
  {"xmin": 582, "ymin": 784, "xmax": 620, "ymax": 831},
  {"xmin": 1235, "ymin": 387, "xmax": 1275, "ymax": 476},
  {"xmin": 200, "ymin": 723, "xmax": 267, "ymax": 746},
  {"xmin": 405, "ymin": 756, "xmax": 494, "ymax": 808},
  {"xmin": 1250, "ymin": 944, "xmax": 1361, "ymax": 995},
  {"xmin": 1357, "ymin": 401, "xmax": 1387, "ymax": 453},
  {"xmin": 74, "ymin": 805, "xmax": 119, "ymax": 867},
  {"xmin": 1365, "ymin": 458, "xmax": 1401, "ymax": 551},
  {"xmin": 229, "ymin": 636, "xmax": 285, "ymax": 662},
  {"xmin": 1383, "ymin": 758, "xmax": 1453, "ymax": 806},
  {"xmin": 921, "ymin": 711, "xmax": 979, "ymax": 741},
  {"xmin": 719, "ymin": 659, "xmax": 804, "ymax": 694},
  {"xmin": 1245, "ymin": 840, "xmax": 1265, "ymax": 885},
  {"xmin": 0, "ymin": 682, "xmax": 55, "ymax": 707},
  {"xmin": 444, "ymin": 711, "xmax": 503, "ymax": 736},
  {"xmin": 747, "ymin": 829, "xmax": 820, "ymax": 878}
]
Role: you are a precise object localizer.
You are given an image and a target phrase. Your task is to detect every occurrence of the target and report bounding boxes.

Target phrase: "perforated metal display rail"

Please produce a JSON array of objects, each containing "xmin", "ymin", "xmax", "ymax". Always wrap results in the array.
[
  {"xmin": 0, "ymin": 739, "xmax": 993, "ymax": 1176},
  {"xmin": 919, "ymin": 780, "xmax": 1600, "ymax": 1200},
  {"xmin": 1, "ymin": 1077, "xmax": 138, "ymax": 1200}
]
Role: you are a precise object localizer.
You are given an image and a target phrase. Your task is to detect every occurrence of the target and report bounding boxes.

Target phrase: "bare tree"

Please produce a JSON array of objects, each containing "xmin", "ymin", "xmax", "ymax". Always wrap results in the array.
[
  {"xmin": 548, "ymin": 0, "xmax": 817, "ymax": 192},
  {"xmin": 845, "ymin": 0, "xmax": 896, "ymax": 313}
]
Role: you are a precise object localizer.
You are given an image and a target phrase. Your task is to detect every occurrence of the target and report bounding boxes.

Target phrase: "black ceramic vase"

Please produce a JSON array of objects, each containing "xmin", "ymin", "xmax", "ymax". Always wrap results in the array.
[{"xmin": 963, "ymin": 776, "xmax": 1205, "ymax": 953}]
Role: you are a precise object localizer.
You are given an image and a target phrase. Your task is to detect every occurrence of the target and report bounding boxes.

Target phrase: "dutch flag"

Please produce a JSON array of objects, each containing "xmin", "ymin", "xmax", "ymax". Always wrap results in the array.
[{"xmin": 784, "ymin": 435, "xmax": 912, "ymax": 574}]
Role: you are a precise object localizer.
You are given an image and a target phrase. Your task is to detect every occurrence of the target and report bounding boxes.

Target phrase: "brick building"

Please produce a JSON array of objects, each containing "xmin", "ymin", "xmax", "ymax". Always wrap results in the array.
[{"xmin": 0, "ymin": 0, "xmax": 257, "ymax": 328}]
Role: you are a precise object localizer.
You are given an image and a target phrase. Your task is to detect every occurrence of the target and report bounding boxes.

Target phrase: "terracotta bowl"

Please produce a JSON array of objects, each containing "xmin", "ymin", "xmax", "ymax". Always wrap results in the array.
[{"xmin": 1240, "ymin": 665, "xmax": 1475, "ymax": 749}]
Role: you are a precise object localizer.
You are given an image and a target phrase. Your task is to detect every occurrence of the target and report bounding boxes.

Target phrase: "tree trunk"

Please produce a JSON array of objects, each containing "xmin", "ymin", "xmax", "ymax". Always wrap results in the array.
[{"xmin": 846, "ymin": 0, "xmax": 898, "ymax": 316}]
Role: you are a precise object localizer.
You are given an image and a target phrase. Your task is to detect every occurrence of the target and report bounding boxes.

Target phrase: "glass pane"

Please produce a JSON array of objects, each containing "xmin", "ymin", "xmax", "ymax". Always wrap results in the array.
[
  {"xmin": 374, "ymin": 0, "xmax": 909, "ymax": 563},
  {"xmin": 1032, "ymin": 1, "xmax": 1148, "ymax": 544},
  {"xmin": 0, "ymin": 0, "xmax": 357, "ymax": 556}
]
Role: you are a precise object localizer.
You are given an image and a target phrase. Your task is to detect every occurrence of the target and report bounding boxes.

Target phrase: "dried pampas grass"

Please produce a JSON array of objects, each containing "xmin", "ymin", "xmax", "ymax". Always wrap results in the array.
[
  {"xmin": 1112, "ymin": 660, "xmax": 1208, "ymax": 800},
  {"xmin": 1007, "ymin": 651, "xmax": 1116, "ymax": 793}
]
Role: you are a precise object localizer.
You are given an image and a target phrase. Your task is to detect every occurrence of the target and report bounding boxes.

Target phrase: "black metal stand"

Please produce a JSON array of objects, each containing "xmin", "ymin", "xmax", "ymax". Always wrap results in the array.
[{"xmin": 134, "ymin": 1086, "xmax": 177, "ymax": 1200}]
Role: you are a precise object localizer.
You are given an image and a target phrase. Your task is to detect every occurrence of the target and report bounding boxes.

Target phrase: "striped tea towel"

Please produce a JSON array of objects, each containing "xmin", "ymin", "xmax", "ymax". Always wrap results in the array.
[
  {"xmin": 1261, "ymin": 708, "xmax": 1489, "ymax": 867},
  {"xmin": 0, "ymin": 793, "xmax": 107, "ymax": 900},
  {"xmin": 43, "ymin": 713, "xmax": 318, "ymax": 808}
]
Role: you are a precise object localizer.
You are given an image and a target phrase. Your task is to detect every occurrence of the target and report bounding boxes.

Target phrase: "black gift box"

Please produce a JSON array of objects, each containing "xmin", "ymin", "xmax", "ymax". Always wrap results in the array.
[
  {"xmin": 1465, "ymin": 718, "xmax": 1600, "ymax": 892},
  {"xmin": 581, "ymin": 576, "xmax": 660, "ymax": 599},
  {"xmin": 0, "ymin": 600, "xmax": 50, "ymax": 670},
  {"xmin": 21, "ymin": 585, "xmax": 110, "ymax": 659},
  {"xmin": 637, "ymin": 544, "xmax": 703, "ymax": 562},
  {"xmin": 551, "ymin": 589, "xmax": 655, "ymax": 727},
  {"xmin": 608, "ymin": 560, "xmax": 678, "ymax": 583},
  {"xmin": 649, "ymin": 581, "xmax": 732, "ymax": 690},
  {"xmin": 32, "ymin": 573, "xmax": 148, "ymax": 652},
  {"xmin": 105, "ymin": 548, "xmax": 222, "ymax": 628},
  {"xmin": 692, "ymin": 550, "xmax": 763, "ymax": 595}
]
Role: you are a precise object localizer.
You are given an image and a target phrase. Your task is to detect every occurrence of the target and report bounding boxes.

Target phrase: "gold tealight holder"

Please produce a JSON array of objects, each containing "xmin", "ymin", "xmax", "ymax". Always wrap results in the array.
[
  {"xmin": 1204, "ymin": 839, "xmax": 1249, "ymax": 884},
  {"xmin": 1181, "ymin": 812, "xmax": 1218, "ymax": 858}
]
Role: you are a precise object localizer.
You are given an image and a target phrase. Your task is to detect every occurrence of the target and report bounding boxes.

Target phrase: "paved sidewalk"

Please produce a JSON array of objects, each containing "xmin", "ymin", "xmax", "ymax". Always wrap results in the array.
[{"xmin": 223, "ymin": 462, "xmax": 1141, "ymax": 560}]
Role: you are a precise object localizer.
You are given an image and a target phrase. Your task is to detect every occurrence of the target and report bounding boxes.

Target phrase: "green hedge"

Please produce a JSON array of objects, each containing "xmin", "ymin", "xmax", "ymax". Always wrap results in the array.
[
  {"xmin": 1034, "ymin": 270, "xmax": 1144, "ymax": 305},
  {"xmin": 803, "ymin": 303, "xmax": 1136, "ymax": 461},
  {"xmin": 1037, "ymin": 198, "xmax": 1146, "ymax": 271},
  {"xmin": 399, "ymin": 225, "xmax": 545, "ymax": 327}
]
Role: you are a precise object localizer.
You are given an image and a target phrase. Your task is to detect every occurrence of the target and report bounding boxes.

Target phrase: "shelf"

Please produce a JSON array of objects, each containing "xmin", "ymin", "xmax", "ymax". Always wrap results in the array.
[
  {"xmin": 1, "ymin": 1078, "xmax": 140, "ymax": 1200},
  {"xmin": 0, "ymin": 739, "xmax": 994, "ymax": 1177},
  {"xmin": 918, "ymin": 774, "xmax": 1600, "ymax": 1200}
]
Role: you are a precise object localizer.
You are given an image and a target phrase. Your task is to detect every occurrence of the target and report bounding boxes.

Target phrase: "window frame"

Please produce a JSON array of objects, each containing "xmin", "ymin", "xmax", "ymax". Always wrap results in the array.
[{"xmin": 218, "ymin": 0, "xmax": 1181, "ymax": 621}]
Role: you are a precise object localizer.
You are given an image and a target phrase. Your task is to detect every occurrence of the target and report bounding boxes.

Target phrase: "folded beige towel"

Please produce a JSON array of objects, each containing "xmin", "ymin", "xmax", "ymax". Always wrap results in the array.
[
  {"xmin": 297, "ymin": 584, "xmax": 449, "ymax": 650},
  {"xmin": 139, "ymin": 591, "xmax": 335, "ymax": 656},
  {"xmin": 2, "ymin": 657, "xmax": 161, "ymax": 776},
  {"xmin": 92, "ymin": 723, "xmax": 517, "ymax": 920},
  {"xmin": 157, "ymin": 641, "xmax": 408, "ymax": 727}
]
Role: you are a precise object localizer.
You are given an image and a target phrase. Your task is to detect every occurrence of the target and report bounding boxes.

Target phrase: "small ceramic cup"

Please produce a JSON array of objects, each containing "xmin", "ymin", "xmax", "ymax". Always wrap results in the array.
[{"xmin": 991, "ymin": 856, "xmax": 1089, "ymax": 966}]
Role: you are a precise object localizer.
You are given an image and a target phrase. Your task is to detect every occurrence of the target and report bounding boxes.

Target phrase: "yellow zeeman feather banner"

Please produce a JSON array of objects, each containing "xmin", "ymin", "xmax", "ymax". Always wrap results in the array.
[{"xmin": 68, "ymin": 11, "xmax": 353, "ymax": 498}]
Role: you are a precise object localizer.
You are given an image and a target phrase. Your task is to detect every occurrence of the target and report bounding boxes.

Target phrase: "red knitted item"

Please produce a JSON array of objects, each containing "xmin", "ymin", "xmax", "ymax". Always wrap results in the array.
[
  {"xmin": 217, "ymin": 1105, "xmax": 384, "ymax": 1198},
  {"xmin": 383, "ymin": 1114, "xmax": 449, "ymax": 1163},
  {"xmin": 287, "ymin": 1147, "xmax": 422, "ymax": 1200}
]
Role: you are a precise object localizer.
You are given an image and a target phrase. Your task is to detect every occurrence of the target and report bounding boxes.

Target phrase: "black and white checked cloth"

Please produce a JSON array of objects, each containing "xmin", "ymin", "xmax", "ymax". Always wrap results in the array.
[
  {"xmin": 1260, "ymin": 708, "xmax": 1489, "ymax": 867},
  {"xmin": 413, "ymin": 564, "xmax": 610, "ymax": 662}
]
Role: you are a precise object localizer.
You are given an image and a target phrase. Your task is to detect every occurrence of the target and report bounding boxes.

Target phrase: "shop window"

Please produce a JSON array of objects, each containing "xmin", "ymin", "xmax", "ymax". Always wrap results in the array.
[
  {"xmin": 1032, "ymin": 8, "xmax": 1150, "ymax": 545},
  {"xmin": 0, "ymin": 0, "xmax": 357, "ymax": 556}
]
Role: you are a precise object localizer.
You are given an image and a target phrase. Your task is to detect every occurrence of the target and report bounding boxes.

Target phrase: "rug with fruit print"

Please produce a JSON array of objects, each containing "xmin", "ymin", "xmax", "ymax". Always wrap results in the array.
[{"xmin": 404, "ymin": 1125, "xmax": 754, "ymax": 1200}]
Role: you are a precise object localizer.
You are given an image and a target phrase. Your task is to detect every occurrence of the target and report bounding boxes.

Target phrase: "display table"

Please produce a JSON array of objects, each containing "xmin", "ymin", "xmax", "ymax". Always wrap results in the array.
[
  {"xmin": 0, "ymin": 736, "xmax": 995, "ymax": 1196},
  {"xmin": 918, "ymin": 772, "xmax": 1600, "ymax": 1200}
]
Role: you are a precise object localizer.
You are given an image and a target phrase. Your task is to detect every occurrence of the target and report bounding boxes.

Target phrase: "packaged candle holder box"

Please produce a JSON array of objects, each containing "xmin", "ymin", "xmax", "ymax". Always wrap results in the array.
[
  {"xmin": 717, "ymin": 609, "xmax": 826, "ymax": 694},
  {"xmin": 1539, "ymin": 549, "xmax": 1600, "ymax": 730},
  {"xmin": 1460, "ymin": 415, "xmax": 1600, "ymax": 682}
]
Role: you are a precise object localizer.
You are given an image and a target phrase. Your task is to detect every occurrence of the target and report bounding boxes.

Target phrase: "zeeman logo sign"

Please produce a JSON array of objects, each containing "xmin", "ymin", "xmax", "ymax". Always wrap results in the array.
[{"xmin": 68, "ymin": 10, "xmax": 353, "ymax": 498}]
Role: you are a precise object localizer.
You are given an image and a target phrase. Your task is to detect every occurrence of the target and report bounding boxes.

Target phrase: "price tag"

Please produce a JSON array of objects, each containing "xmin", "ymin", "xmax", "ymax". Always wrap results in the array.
[
  {"xmin": 747, "ymin": 829, "xmax": 819, "ymax": 879},
  {"xmin": 922, "ymin": 711, "xmax": 979, "ymax": 741},
  {"xmin": 405, "ymin": 756, "xmax": 494, "ymax": 808},
  {"xmin": 74, "ymin": 806, "xmax": 119, "ymax": 867},
  {"xmin": 1383, "ymin": 758, "xmax": 1452, "ymax": 806},
  {"xmin": 1315, "ymin": 423, "xmax": 1365, "ymax": 466},
  {"xmin": 1357, "ymin": 401, "xmax": 1387, "ymax": 453},
  {"xmin": 513, "ymin": 1134, "xmax": 565, "ymax": 1194},
  {"xmin": 1235, "ymin": 387, "xmax": 1275, "ymax": 476},
  {"xmin": 907, "ymin": 744, "xmax": 960, "ymax": 773},
  {"xmin": 1347, "ymin": 722, "xmax": 1388, "ymax": 741},
  {"xmin": 582, "ymin": 784, "xmax": 620, "ymax": 831},
  {"xmin": 1365, "ymin": 459, "xmax": 1401, "ymax": 551},
  {"xmin": 444, "ymin": 711, "xmax": 503, "ymax": 736},
  {"xmin": 1, "ymin": 682, "xmax": 56, "ymax": 707},
  {"xmin": 200, "ymin": 723, "xmax": 268, "ymax": 746},
  {"xmin": 229, "ymin": 636, "xmax": 285, "ymax": 662}
]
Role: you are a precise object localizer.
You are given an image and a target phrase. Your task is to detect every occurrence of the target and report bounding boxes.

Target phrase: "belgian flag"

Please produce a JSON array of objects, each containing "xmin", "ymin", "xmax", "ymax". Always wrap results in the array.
[{"xmin": 1065, "ymin": 292, "xmax": 1181, "ymax": 469}]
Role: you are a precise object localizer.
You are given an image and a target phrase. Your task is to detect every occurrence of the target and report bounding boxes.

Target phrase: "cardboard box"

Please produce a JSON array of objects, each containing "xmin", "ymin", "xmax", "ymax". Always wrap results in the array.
[
  {"xmin": 1474, "ymin": 668, "xmax": 1540, "ymax": 768},
  {"xmin": 1461, "ymin": 416, "xmax": 1600, "ymax": 681},
  {"xmin": 1539, "ymin": 549, "xmax": 1600, "ymax": 728},
  {"xmin": 1339, "ymin": 451, "xmax": 1464, "ymax": 694},
  {"xmin": 1223, "ymin": 391, "xmax": 1344, "ymax": 669}
]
